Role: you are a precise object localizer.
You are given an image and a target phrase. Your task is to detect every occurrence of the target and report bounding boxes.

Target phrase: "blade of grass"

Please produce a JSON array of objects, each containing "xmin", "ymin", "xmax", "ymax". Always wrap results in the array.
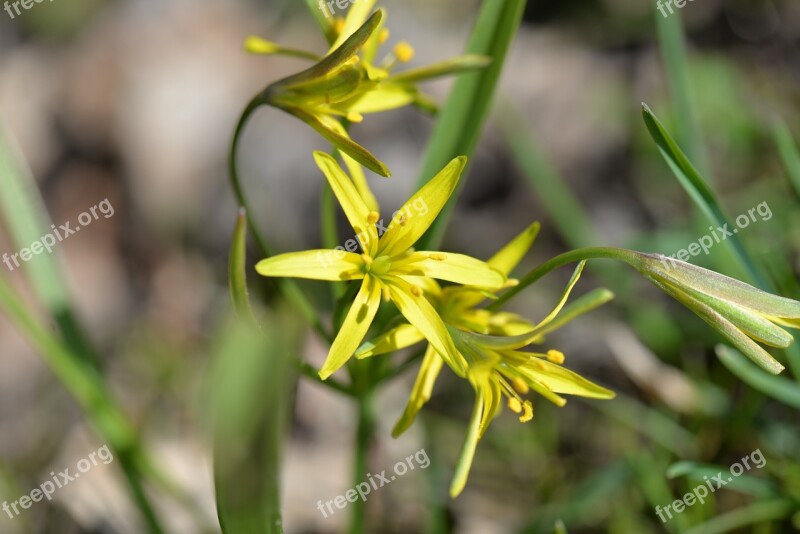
[
  {"xmin": 415, "ymin": 0, "xmax": 527, "ymax": 250},
  {"xmin": 772, "ymin": 118, "xmax": 800, "ymax": 198},
  {"xmin": 666, "ymin": 461, "xmax": 777, "ymax": 498},
  {"xmin": 0, "ymin": 123, "xmax": 99, "ymax": 367},
  {"xmin": 654, "ymin": 7, "xmax": 709, "ymax": 178},
  {"xmin": 681, "ymin": 499, "xmax": 794, "ymax": 534},
  {"xmin": 716, "ymin": 345, "xmax": 800, "ymax": 409},
  {"xmin": 643, "ymin": 104, "xmax": 800, "ymax": 378},
  {"xmin": 212, "ymin": 309, "xmax": 301, "ymax": 534},
  {"xmin": 0, "ymin": 276, "xmax": 164, "ymax": 532}
]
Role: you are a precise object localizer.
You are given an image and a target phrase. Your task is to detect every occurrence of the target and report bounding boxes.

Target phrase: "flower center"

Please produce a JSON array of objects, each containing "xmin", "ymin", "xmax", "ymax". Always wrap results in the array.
[{"xmin": 364, "ymin": 255, "xmax": 392, "ymax": 277}]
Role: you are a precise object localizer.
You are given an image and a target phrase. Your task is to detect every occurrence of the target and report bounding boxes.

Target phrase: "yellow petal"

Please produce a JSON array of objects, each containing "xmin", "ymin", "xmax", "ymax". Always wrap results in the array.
[
  {"xmin": 329, "ymin": 1, "xmax": 378, "ymax": 51},
  {"xmin": 323, "ymin": 119, "xmax": 381, "ymax": 213},
  {"xmin": 450, "ymin": 391, "xmax": 483, "ymax": 498},
  {"xmin": 285, "ymin": 107, "xmax": 390, "ymax": 176},
  {"xmin": 255, "ymin": 250, "xmax": 364, "ymax": 281},
  {"xmin": 487, "ymin": 222, "xmax": 540, "ymax": 277},
  {"xmin": 393, "ymin": 252, "xmax": 505, "ymax": 288},
  {"xmin": 384, "ymin": 276, "xmax": 465, "ymax": 376},
  {"xmin": 340, "ymin": 83, "xmax": 417, "ymax": 114},
  {"xmin": 314, "ymin": 151, "xmax": 380, "ymax": 255},
  {"xmin": 532, "ymin": 261, "xmax": 586, "ymax": 330},
  {"xmin": 356, "ymin": 323, "xmax": 424, "ymax": 358},
  {"xmin": 517, "ymin": 355, "xmax": 616, "ymax": 399},
  {"xmin": 392, "ymin": 345, "xmax": 443, "ymax": 437},
  {"xmin": 319, "ymin": 276, "xmax": 382, "ymax": 379},
  {"xmin": 378, "ymin": 156, "xmax": 467, "ymax": 256}
]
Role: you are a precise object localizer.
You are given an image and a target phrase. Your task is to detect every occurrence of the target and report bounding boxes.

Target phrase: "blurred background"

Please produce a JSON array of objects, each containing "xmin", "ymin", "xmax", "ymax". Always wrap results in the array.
[{"xmin": 1, "ymin": 0, "xmax": 800, "ymax": 532}]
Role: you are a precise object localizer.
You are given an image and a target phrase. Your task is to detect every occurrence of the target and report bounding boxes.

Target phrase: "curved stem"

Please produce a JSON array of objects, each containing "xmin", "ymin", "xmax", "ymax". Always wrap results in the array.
[
  {"xmin": 229, "ymin": 94, "xmax": 334, "ymax": 344},
  {"xmin": 490, "ymin": 247, "xmax": 640, "ymax": 310}
]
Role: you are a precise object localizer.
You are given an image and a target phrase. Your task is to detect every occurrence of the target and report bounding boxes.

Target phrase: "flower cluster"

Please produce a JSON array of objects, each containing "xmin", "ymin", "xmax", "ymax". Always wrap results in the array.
[{"xmin": 244, "ymin": 3, "xmax": 800, "ymax": 500}]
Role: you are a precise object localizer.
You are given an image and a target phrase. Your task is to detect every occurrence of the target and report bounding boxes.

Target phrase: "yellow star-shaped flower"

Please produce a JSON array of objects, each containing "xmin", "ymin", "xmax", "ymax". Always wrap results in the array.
[{"xmin": 255, "ymin": 152, "xmax": 505, "ymax": 379}]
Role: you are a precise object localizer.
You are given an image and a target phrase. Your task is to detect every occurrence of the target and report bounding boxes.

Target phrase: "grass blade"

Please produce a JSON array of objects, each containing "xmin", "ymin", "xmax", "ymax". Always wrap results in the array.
[
  {"xmin": 654, "ymin": 7, "xmax": 709, "ymax": 177},
  {"xmin": 681, "ymin": 499, "xmax": 794, "ymax": 534},
  {"xmin": 716, "ymin": 345, "xmax": 800, "ymax": 409},
  {"xmin": 415, "ymin": 0, "xmax": 527, "ymax": 250},
  {"xmin": 772, "ymin": 118, "xmax": 800, "ymax": 198}
]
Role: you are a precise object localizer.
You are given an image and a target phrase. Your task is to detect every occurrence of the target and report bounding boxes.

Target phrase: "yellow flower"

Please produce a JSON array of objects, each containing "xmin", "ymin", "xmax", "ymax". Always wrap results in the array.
[
  {"xmin": 446, "ymin": 313, "xmax": 615, "ymax": 497},
  {"xmin": 255, "ymin": 152, "xmax": 505, "ymax": 379},
  {"xmin": 244, "ymin": 8, "xmax": 490, "ymax": 178}
]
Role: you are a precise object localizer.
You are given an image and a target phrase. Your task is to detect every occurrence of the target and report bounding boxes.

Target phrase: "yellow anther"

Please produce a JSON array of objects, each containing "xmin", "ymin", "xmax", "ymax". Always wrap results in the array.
[
  {"xmin": 344, "ymin": 55, "xmax": 360, "ymax": 66},
  {"xmin": 382, "ymin": 286, "xmax": 391, "ymax": 302},
  {"xmin": 379, "ymin": 28, "xmax": 390, "ymax": 44},
  {"xmin": 511, "ymin": 377, "xmax": 529, "ymax": 395},
  {"xmin": 546, "ymin": 350, "xmax": 565, "ymax": 364},
  {"xmin": 519, "ymin": 401, "xmax": 534, "ymax": 423},
  {"xmin": 394, "ymin": 41, "xmax": 415, "ymax": 63},
  {"xmin": 361, "ymin": 254, "xmax": 373, "ymax": 266},
  {"xmin": 410, "ymin": 285, "xmax": 423, "ymax": 297},
  {"xmin": 347, "ymin": 112, "xmax": 364, "ymax": 123},
  {"xmin": 367, "ymin": 211, "xmax": 380, "ymax": 224},
  {"xmin": 507, "ymin": 397, "xmax": 522, "ymax": 413},
  {"xmin": 429, "ymin": 253, "xmax": 447, "ymax": 261},
  {"xmin": 244, "ymin": 36, "xmax": 278, "ymax": 54},
  {"xmin": 397, "ymin": 214, "xmax": 407, "ymax": 226}
]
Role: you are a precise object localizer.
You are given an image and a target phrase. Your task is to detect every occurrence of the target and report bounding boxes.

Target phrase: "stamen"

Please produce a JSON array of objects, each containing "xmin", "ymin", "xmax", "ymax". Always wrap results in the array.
[
  {"xmin": 546, "ymin": 350, "xmax": 565, "ymax": 364},
  {"xmin": 394, "ymin": 41, "xmax": 415, "ymax": 63},
  {"xmin": 361, "ymin": 254, "xmax": 373, "ymax": 266},
  {"xmin": 519, "ymin": 401, "xmax": 534, "ymax": 423},
  {"xmin": 507, "ymin": 397, "xmax": 522, "ymax": 413},
  {"xmin": 347, "ymin": 112, "xmax": 364, "ymax": 123},
  {"xmin": 367, "ymin": 211, "xmax": 380, "ymax": 224},
  {"xmin": 428, "ymin": 253, "xmax": 447, "ymax": 261},
  {"xmin": 379, "ymin": 28, "xmax": 390, "ymax": 44},
  {"xmin": 332, "ymin": 17, "xmax": 345, "ymax": 35},
  {"xmin": 410, "ymin": 285, "xmax": 423, "ymax": 297},
  {"xmin": 511, "ymin": 377, "xmax": 529, "ymax": 395},
  {"xmin": 382, "ymin": 286, "xmax": 391, "ymax": 302}
]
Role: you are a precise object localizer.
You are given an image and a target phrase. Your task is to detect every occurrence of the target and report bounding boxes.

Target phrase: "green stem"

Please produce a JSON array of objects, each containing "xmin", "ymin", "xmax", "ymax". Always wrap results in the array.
[
  {"xmin": 0, "ymin": 277, "xmax": 165, "ymax": 533},
  {"xmin": 229, "ymin": 94, "xmax": 334, "ymax": 344},
  {"xmin": 490, "ymin": 247, "xmax": 638, "ymax": 310},
  {"xmin": 349, "ymin": 369, "xmax": 376, "ymax": 534}
]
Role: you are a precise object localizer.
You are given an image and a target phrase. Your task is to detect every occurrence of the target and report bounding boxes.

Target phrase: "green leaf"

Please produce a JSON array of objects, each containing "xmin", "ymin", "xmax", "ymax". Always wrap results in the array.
[
  {"xmin": 641, "ymin": 104, "xmax": 764, "ymax": 287},
  {"xmin": 716, "ymin": 345, "xmax": 800, "ymax": 409},
  {"xmin": 0, "ymin": 124, "xmax": 99, "ymax": 366},
  {"xmin": 415, "ymin": 0, "xmax": 527, "ymax": 250},
  {"xmin": 666, "ymin": 461, "xmax": 777, "ymax": 498},
  {"xmin": 772, "ymin": 118, "xmax": 800, "ymax": 199},
  {"xmin": 654, "ymin": 7, "xmax": 709, "ymax": 177},
  {"xmin": 212, "ymin": 310, "xmax": 302, "ymax": 534},
  {"xmin": 229, "ymin": 208, "xmax": 253, "ymax": 319},
  {"xmin": 682, "ymin": 499, "xmax": 794, "ymax": 534}
]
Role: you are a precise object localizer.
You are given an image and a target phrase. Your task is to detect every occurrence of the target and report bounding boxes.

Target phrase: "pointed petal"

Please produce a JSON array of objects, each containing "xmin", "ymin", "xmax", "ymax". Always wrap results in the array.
[
  {"xmin": 378, "ymin": 156, "xmax": 467, "ymax": 256},
  {"xmin": 314, "ymin": 151, "xmax": 380, "ymax": 253},
  {"xmin": 330, "ymin": 2, "xmax": 378, "ymax": 51},
  {"xmin": 532, "ymin": 261, "xmax": 586, "ymax": 330},
  {"xmin": 487, "ymin": 222, "xmax": 540, "ymax": 276},
  {"xmin": 517, "ymin": 356, "xmax": 616, "ymax": 399},
  {"xmin": 274, "ymin": 10, "xmax": 383, "ymax": 89},
  {"xmin": 256, "ymin": 250, "xmax": 364, "ymax": 281},
  {"xmin": 356, "ymin": 323, "xmax": 424, "ymax": 358},
  {"xmin": 384, "ymin": 276, "xmax": 465, "ymax": 376},
  {"xmin": 319, "ymin": 276, "xmax": 382, "ymax": 379},
  {"xmin": 450, "ymin": 391, "xmax": 483, "ymax": 498},
  {"xmin": 388, "ymin": 55, "xmax": 492, "ymax": 84},
  {"xmin": 280, "ymin": 106, "xmax": 390, "ymax": 177},
  {"xmin": 393, "ymin": 252, "xmax": 505, "ymax": 288},
  {"xmin": 323, "ymin": 119, "xmax": 381, "ymax": 213},
  {"xmin": 340, "ymin": 83, "xmax": 417, "ymax": 114},
  {"xmin": 392, "ymin": 345, "xmax": 443, "ymax": 437}
]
